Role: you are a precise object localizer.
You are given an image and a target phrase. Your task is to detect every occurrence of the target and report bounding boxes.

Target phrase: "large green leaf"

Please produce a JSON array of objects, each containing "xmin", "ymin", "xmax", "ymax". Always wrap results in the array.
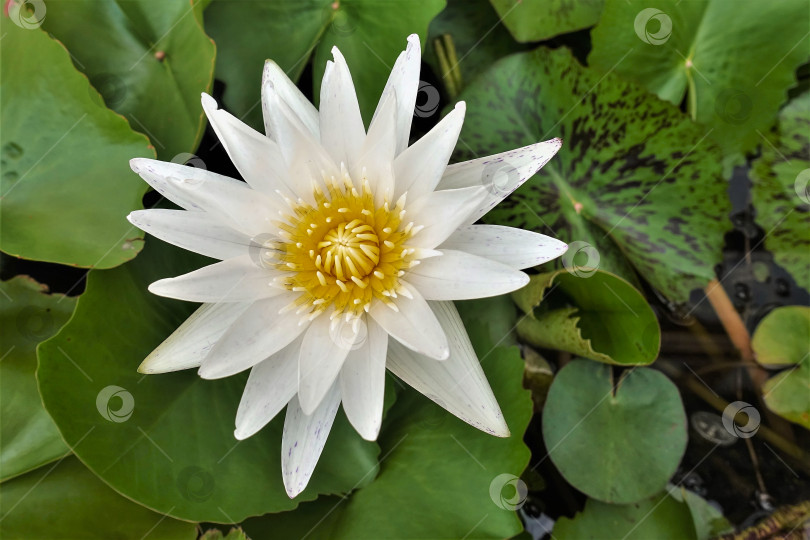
[
  {"xmin": 752, "ymin": 306, "xmax": 810, "ymax": 429},
  {"xmin": 750, "ymin": 92, "xmax": 810, "ymax": 293},
  {"xmin": 242, "ymin": 302, "xmax": 534, "ymax": 539},
  {"xmin": 205, "ymin": 0, "xmax": 445, "ymax": 129},
  {"xmin": 42, "ymin": 0, "xmax": 216, "ymax": 160},
  {"xmin": 37, "ymin": 238, "xmax": 381, "ymax": 522},
  {"xmin": 455, "ymin": 46, "xmax": 729, "ymax": 302},
  {"xmin": 0, "ymin": 456, "xmax": 195, "ymax": 539},
  {"xmin": 542, "ymin": 359, "xmax": 687, "ymax": 504},
  {"xmin": 489, "ymin": 0, "xmax": 604, "ymax": 42},
  {"xmin": 513, "ymin": 270, "xmax": 660, "ymax": 366},
  {"xmin": 589, "ymin": 0, "xmax": 810, "ymax": 154},
  {"xmin": 0, "ymin": 23, "xmax": 154, "ymax": 268},
  {"xmin": 0, "ymin": 277, "xmax": 75, "ymax": 482}
]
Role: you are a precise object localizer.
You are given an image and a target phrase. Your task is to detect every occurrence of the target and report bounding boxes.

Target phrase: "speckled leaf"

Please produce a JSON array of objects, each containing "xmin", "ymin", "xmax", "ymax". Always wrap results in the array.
[
  {"xmin": 36, "ymin": 238, "xmax": 381, "ymax": 522},
  {"xmin": 0, "ymin": 277, "xmax": 75, "ymax": 482},
  {"xmin": 589, "ymin": 0, "xmax": 810, "ymax": 154},
  {"xmin": 205, "ymin": 0, "xmax": 445, "ymax": 129},
  {"xmin": 0, "ymin": 456, "xmax": 196, "ymax": 540},
  {"xmin": 42, "ymin": 0, "xmax": 216, "ymax": 160},
  {"xmin": 489, "ymin": 0, "xmax": 604, "ymax": 42},
  {"xmin": 513, "ymin": 270, "xmax": 660, "ymax": 366},
  {"xmin": 0, "ymin": 23, "xmax": 154, "ymax": 268},
  {"xmin": 750, "ymin": 92, "xmax": 810, "ymax": 293},
  {"xmin": 455, "ymin": 47, "xmax": 729, "ymax": 302},
  {"xmin": 752, "ymin": 306, "xmax": 810, "ymax": 429},
  {"xmin": 542, "ymin": 359, "xmax": 687, "ymax": 504}
]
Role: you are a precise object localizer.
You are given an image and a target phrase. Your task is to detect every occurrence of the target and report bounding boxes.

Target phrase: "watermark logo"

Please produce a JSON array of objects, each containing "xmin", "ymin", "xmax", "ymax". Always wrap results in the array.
[
  {"xmin": 634, "ymin": 8, "xmax": 672, "ymax": 45},
  {"xmin": 794, "ymin": 168, "xmax": 810, "ymax": 205},
  {"xmin": 481, "ymin": 160, "xmax": 521, "ymax": 197},
  {"xmin": 413, "ymin": 81, "xmax": 441, "ymax": 118},
  {"xmin": 16, "ymin": 306, "xmax": 54, "ymax": 342},
  {"xmin": 177, "ymin": 466, "xmax": 216, "ymax": 502},
  {"xmin": 489, "ymin": 473, "xmax": 528, "ymax": 511},
  {"xmin": 7, "ymin": 0, "xmax": 46, "ymax": 29},
  {"xmin": 89, "ymin": 73, "xmax": 128, "ymax": 109},
  {"xmin": 561, "ymin": 241, "xmax": 600, "ymax": 278},
  {"xmin": 722, "ymin": 400, "xmax": 760, "ymax": 438},
  {"xmin": 714, "ymin": 88, "xmax": 753, "ymax": 125},
  {"xmin": 323, "ymin": 1, "xmax": 356, "ymax": 37},
  {"xmin": 329, "ymin": 315, "xmax": 367, "ymax": 350},
  {"xmin": 96, "ymin": 385, "xmax": 135, "ymax": 423}
]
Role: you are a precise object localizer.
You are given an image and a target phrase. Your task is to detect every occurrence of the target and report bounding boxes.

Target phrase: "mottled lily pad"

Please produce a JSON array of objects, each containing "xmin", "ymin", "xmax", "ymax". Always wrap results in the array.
[{"xmin": 455, "ymin": 47, "xmax": 729, "ymax": 302}]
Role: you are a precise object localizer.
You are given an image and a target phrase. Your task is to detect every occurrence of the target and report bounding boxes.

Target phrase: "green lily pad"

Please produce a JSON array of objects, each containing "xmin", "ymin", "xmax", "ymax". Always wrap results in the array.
[
  {"xmin": 489, "ymin": 0, "xmax": 604, "ymax": 42},
  {"xmin": 425, "ymin": 0, "xmax": 528, "ymax": 96},
  {"xmin": 455, "ymin": 46, "xmax": 729, "ymax": 302},
  {"xmin": 241, "ymin": 305, "xmax": 534, "ymax": 539},
  {"xmin": 752, "ymin": 306, "xmax": 810, "ymax": 429},
  {"xmin": 552, "ymin": 492, "xmax": 697, "ymax": 540},
  {"xmin": 542, "ymin": 359, "xmax": 687, "ymax": 504},
  {"xmin": 673, "ymin": 487, "xmax": 733, "ymax": 540},
  {"xmin": 36, "ymin": 238, "xmax": 381, "ymax": 522},
  {"xmin": 513, "ymin": 270, "xmax": 660, "ymax": 366},
  {"xmin": 205, "ymin": 0, "xmax": 445, "ymax": 129},
  {"xmin": 0, "ymin": 276, "xmax": 75, "ymax": 482},
  {"xmin": 0, "ymin": 23, "xmax": 154, "ymax": 268},
  {"xmin": 42, "ymin": 0, "xmax": 215, "ymax": 161},
  {"xmin": 589, "ymin": 0, "xmax": 810, "ymax": 154},
  {"xmin": 750, "ymin": 92, "xmax": 810, "ymax": 293},
  {"xmin": 0, "ymin": 456, "xmax": 195, "ymax": 539}
]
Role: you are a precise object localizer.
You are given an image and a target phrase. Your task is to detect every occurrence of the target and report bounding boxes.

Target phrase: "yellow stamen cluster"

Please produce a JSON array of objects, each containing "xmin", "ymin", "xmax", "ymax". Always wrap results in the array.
[{"xmin": 273, "ymin": 168, "xmax": 417, "ymax": 322}]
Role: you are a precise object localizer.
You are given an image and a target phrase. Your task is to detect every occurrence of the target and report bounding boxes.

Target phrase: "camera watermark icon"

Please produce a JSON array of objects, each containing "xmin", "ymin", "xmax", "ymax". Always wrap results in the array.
[
  {"xmin": 489, "ymin": 473, "xmax": 528, "ymax": 511},
  {"xmin": 329, "ymin": 315, "xmax": 367, "ymax": 350},
  {"xmin": 634, "ymin": 8, "xmax": 672, "ymax": 45},
  {"xmin": 714, "ymin": 88, "xmax": 753, "ymax": 125},
  {"xmin": 561, "ymin": 241, "xmax": 600, "ymax": 278},
  {"xmin": 171, "ymin": 152, "xmax": 207, "ymax": 171},
  {"xmin": 721, "ymin": 400, "xmax": 760, "ymax": 438},
  {"xmin": 176, "ymin": 466, "xmax": 215, "ymax": 502},
  {"xmin": 794, "ymin": 168, "xmax": 810, "ymax": 205},
  {"xmin": 7, "ymin": 0, "xmax": 46, "ymax": 29},
  {"xmin": 413, "ymin": 81, "xmax": 441, "ymax": 118},
  {"xmin": 323, "ymin": 1, "xmax": 356, "ymax": 37},
  {"xmin": 15, "ymin": 306, "xmax": 55, "ymax": 342},
  {"xmin": 89, "ymin": 73, "xmax": 128, "ymax": 109},
  {"xmin": 247, "ymin": 233, "xmax": 280, "ymax": 269},
  {"xmin": 481, "ymin": 160, "xmax": 521, "ymax": 197},
  {"xmin": 96, "ymin": 385, "xmax": 135, "ymax": 423}
]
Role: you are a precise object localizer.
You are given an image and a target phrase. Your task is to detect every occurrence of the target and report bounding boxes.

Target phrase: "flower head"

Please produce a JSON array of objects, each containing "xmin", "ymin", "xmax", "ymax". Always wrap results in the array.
[{"xmin": 127, "ymin": 35, "xmax": 565, "ymax": 498}]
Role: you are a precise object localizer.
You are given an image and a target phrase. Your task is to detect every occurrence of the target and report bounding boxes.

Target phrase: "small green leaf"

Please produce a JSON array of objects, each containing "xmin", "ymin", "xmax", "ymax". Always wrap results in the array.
[
  {"xmin": 0, "ymin": 456, "xmax": 196, "ymax": 539},
  {"xmin": 0, "ymin": 277, "xmax": 75, "ymax": 482},
  {"xmin": 0, "ymin": 23, "xmax": 154, "ymax": 268},
  {"xmin": 200, "ymin": 528, "xmax": 250, "ymax": 540},
  {"xmin": 489, "ymin": 0, "xmax": 604, "ymax": 42},
  {"xmin": 750, "ymin": 92, "xmax": 810, "ymax": 293},
  {"xmin": 514, "ymin": 270, "xmax": 660, "ymax": 366},
  {"xmin": 752, "ymin": 306, "xmax": 810, "ymax": 429},
  {"xmin": 673, "ymin": 487, "xmax": 734, "ymax": 540},
  {"xmin": 42, "ymin": 0, "xmax": 216, "ymax": 160},
  {"xmin": 589, "ymin": 0, "xmax": 810, "ymax": 154},
  {"xmin": 455, "ymin": 46, "xmax": 729, "ymax": 302},
  {"xmin": 205, "ymin": 0, "xmax": 445, "ymax": 129},
  {"xmin": 542, "ymin": 359, "xmax": 687, "ymax": 504},
  {"xmin": 36, "ymin": 238, "xmax": 381, "ymax": 522}
]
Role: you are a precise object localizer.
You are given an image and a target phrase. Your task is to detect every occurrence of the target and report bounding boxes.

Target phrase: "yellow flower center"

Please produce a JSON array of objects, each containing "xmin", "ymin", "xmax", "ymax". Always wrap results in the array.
[{"xmin": 274, "ymin": 170, "xmax": 416, "ymax": 321}]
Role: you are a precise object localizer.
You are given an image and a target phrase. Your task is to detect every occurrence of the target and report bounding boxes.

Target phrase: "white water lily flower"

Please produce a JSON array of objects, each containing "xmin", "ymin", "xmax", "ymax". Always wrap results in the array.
[{"xmin": 128, "ymin": 34, "xmax": 565, "ymax": 498}]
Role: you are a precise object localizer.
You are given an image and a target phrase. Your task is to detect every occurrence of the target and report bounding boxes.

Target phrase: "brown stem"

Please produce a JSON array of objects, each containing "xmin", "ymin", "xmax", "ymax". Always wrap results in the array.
[{"xmin": 714, "ymin": 500, "xmax": 810, "ymax": 540}]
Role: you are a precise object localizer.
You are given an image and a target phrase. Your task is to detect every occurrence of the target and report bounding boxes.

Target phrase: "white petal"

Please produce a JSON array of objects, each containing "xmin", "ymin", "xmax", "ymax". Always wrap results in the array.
[
  {"xmin": 436, "ymin": 138, "xmax": 562, "ymax": 224},
  {"xmin": 340, "ymin": 316, "xmax": 388, "ymax": 440},
  {"xmin": 282, "ymin": 383, "xmax": 341, "ymax": 498},
  {"xmin": 441, "ymin": 225, "xmax": 568, "ymax": 269},
  {"xmin": 129, "ymin": 158, "xmax": 242, "ymax": 212},
  {"xmin": 127, "ymin": 209, "xmax": 251, "ymax": 260},
  {"xmin": 406, "ymin": 249, "xmax": 529, "ymax": 300},
  {"xmin": 358, "ymin": 90, "xmax": 397, "ymax": 205},
  {"xmin": 138, "ymin": 302, "xmax": 250, "ymax": 374},
  {"xmin": 234, "ymin": 334, "xmax": 303, "ymax": 440},
  {"xmin": 148, "ymin": 255, "xmax": 285, "ymax": 303},
  {"xmin": 319, "ymin": 47, "xmax": 365, "ymax": 173},
  {"xmin": 407, "ymin": 186, "xmax": 488, "ymax": 249},
  {"xmin": 198, "ymin": 294, "xmax": 307, "ymax": 379},
  {"xmin": 371, "ymin": 34, "xmax": 421, "ymax": 155},
  {"xmin": 201, "ymin": 93, "xmax": 296, "ymax": 199},
  {"xmin": 298, "ymin": 312, "xmax": 356, "ymax": 415},
  {"xmin": 386, "ymin": 301, "xmax": 509, "ymax": 436},
  {"xmin": 262, "ymin": 60, "xmax": 319, "ymax": 138},
  {"xmin": 369, "ymin": 282, "xmax": 448, "ymax": 360},
  {"xmin": 263, "ymin": 84, "xmax": 339, "ymax": 201},
  {"xmin": 393, "ymin": 102, "xmax": 465, "ymax": 202}
]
